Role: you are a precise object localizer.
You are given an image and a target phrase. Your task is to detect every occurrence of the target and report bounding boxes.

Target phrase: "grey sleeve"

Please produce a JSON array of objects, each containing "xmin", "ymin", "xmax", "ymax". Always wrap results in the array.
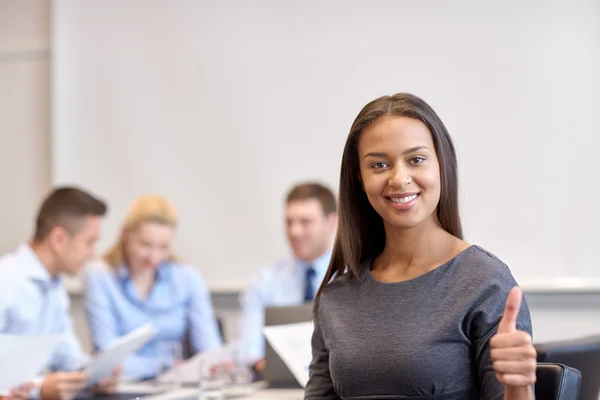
[
  {"xmin": 304, "ymin": 299, "xmax": 340, "ymax": 400},
  {"xmin": 468, "ymin": 280, "xmax": 533, "ymax": 400}
]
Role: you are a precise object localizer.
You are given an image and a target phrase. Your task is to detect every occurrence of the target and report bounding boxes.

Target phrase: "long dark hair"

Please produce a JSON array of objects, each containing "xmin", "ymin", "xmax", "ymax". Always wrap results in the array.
[{"xmin": 317, "ymin": 93, "xmax": 462, "ymax": 298}]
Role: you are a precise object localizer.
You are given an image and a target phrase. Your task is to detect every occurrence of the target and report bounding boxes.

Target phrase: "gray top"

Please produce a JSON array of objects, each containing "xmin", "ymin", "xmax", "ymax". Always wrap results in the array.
[{"xmin": 304, "ymin": 245, "xmax": 533, "ymax": 400}]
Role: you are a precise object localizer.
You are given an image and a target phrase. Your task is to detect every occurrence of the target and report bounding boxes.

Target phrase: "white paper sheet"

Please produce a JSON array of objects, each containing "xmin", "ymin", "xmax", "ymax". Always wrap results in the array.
[
  {"xmin": 157, "ymin": 344, "xmax": 233, "ymax": 383},
  {"xmin": 263, "ymin": 321, "xmax": 314, "ymax": 388},
  {"xmin": 0, "ymin": 334, "xmax": 64, "ymax": 394},
  {"xmin": 85, "ymin": 322, "xmax": 157, "ymax": 385}
]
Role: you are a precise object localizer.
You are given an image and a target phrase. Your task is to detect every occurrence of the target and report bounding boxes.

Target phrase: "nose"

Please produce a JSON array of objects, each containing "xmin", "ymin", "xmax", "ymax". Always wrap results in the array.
[
  {"xmin": 287, "ymin": 221, "xmax": 303, "ymax": 238},
  {"xmin": 388, "ymin": 164, "xmax": 412, "ymax": 188}
]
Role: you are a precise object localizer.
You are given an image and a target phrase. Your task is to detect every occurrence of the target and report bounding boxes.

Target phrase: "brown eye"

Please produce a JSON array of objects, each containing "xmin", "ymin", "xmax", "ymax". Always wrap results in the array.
[
  {"xmin": 372, "ymin": 162, "xmax": 389, "ymax": 169},
  {"xmin": 410, "ymin": 157, "xmax": 425, "ymax": 165}
]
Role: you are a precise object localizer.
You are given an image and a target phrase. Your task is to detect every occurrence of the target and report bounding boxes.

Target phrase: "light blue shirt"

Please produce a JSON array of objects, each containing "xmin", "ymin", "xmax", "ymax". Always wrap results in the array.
[
  {"xmin": 237, "ymin": 250, "xmax": 331, "ymax": 365},
  {"xmin": 84, "ymin": 260, "xmax": 223, "ymax": 380},
  {"xmin": 0, "ymin": 243, "xmax": 89, "ymax": 372}
]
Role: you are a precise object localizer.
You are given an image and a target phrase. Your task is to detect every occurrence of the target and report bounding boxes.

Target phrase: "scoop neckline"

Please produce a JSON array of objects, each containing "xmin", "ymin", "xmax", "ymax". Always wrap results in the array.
[{"xmin": 365, "ymin": 244, "xmax": 477, "ymax": 286}]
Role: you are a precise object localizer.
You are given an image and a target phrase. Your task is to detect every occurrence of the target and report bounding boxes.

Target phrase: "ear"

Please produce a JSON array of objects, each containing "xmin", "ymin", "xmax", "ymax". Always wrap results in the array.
[{"xmin": 47, "ymin": 226, "xmax": 70, "ymax": 252}]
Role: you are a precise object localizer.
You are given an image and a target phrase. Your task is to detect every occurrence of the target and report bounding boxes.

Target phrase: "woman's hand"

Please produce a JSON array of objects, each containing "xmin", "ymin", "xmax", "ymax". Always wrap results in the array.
[
  {"xmin": 490, "ymin": 287, "xmax": 536, "ymax": 399},
  {"xmin": 91, "ymin": 366, "xmax": 122, "ymax": 394}
]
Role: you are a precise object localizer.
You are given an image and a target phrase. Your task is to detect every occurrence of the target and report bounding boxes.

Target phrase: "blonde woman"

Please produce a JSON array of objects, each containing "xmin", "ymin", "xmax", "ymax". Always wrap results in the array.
[{"xmin": 84, "ymin": 195, "xmax": 222, "ymax": 380}]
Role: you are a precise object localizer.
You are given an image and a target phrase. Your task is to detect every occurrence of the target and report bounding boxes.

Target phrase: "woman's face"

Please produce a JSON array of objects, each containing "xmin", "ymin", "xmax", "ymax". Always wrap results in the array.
[
  {"xmin": 124, "ymin": 221, "xmax": 175, "ymax": 272},
  {"xmin": 358, "ymin": 115, "xmax": 441, "ymax": 231}
]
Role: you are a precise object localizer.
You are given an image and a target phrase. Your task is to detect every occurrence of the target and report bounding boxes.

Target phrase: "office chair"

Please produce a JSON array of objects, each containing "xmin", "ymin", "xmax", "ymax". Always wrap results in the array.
[
  {"xmin": 535, "ymin": 335, "xmax": 600, "ymax": 400},
  {"xmin": 536, "ymin": 363, "xmax": 582, "ymax": 400},
  {"xmin": 182, "ymin": 315, "xmax": 226, "ymax": 359}
]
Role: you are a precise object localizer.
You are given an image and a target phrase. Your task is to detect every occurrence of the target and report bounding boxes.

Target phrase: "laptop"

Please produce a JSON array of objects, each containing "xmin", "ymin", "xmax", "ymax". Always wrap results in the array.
[{"xmin": 264, "ymin": 304, "xmax": 314, "ymax": 388}]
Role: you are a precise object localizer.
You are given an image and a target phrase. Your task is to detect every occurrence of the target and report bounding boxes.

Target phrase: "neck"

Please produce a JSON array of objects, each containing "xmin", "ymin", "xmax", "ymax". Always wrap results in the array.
[
  {"xmin": 299, "ymin": 247, "xmax": 330, "ymax": 264},
  {"xmin": 378, "ymin": 216, "xmax": 451, "ymax": 271},
  {"xmin": 127, "ymin": 264, "xmax": 157, "ymax": 300},
  {"xmin": 128, "ymin": 266, "xmax": 156, "ymax": 281},
  {"xmin": 29, "ymin": 240, "xmax": 60, "ymax": 277}
]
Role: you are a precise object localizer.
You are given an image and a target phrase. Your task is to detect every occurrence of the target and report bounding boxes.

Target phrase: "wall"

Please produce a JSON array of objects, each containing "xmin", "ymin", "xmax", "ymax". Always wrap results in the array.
[
  {"xmin": 0, "ymin": 0, "xmax": 52, "ymax": 253},
  {"xmin": 0, "ymin": 0, "xmax": 92, "ymax": 349},
  {"xmin": 51, "ymin": 0, "xmax": 600, "ymax": 291}
]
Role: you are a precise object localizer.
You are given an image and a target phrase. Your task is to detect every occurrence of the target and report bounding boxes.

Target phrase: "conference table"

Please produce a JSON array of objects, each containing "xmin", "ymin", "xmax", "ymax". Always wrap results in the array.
[{"xmin": 117, "ymin": 381, "xmax": 304, "ymax": 400}]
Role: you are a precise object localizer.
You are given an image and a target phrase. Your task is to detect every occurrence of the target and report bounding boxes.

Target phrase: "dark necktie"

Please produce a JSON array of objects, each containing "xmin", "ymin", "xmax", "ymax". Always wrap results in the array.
[{"xmin": 304, "ymin": 265, "xmax": 316, "ymax": 302}]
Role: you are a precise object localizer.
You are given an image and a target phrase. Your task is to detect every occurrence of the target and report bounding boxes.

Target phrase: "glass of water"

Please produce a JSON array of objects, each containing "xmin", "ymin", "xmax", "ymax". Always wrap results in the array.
[
  {"xmin": 226, "ymin": 343, "xmax": 254, "ymax": 388},
  {"xmin": 156, "ymin": 341, "xmax": 183, "ymax": 390},
  {"xmin": 198, "ymin": 353, "xmax": 226, "ymax": 400}
]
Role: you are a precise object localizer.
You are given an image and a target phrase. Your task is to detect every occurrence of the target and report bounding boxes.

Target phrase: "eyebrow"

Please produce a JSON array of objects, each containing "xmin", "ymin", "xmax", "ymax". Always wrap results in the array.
[{"xmin": 363, "ymin": 146, "xmax": 430, "ymax": 159}]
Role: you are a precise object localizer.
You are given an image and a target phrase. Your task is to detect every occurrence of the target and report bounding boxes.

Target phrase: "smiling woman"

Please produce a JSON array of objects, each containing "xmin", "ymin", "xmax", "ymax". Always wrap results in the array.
[
  {"xmin": 305, "ymin": 93, "xmax": 537, "ymax": 400},
  {"xmin": 83, "ymin": 195, "xmax": 223, "ymax": 381}
]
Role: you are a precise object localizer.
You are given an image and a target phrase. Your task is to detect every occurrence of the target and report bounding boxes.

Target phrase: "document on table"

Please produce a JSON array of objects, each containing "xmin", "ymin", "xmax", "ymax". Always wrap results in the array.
[
  {"xmin": 0, "ymin": 334, "xmax": 64, "ymax": 395},
  {"xmin": 85, "ymin": 322, "xmax": 157, "ymax": 386},
  {"xmin": 263, "ymin": 321, "xmax": 314, "ymax": 387},
  {"xmin": 157, "ymin": 344, "xmax": 233, "ymax": 383}
]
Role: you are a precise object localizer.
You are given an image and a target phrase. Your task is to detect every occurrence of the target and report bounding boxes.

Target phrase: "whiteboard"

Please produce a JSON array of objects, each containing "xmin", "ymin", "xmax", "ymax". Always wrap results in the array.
[{"xmin": 52, "ymin": 0, "xmax": 600, "ymax": 292}]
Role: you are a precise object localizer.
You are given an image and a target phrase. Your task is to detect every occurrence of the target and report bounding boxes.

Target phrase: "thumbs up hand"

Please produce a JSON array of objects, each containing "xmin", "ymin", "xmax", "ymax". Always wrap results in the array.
[{"xmin": 490, "ymin": 286, "xmax": 537, "ymax": 388}]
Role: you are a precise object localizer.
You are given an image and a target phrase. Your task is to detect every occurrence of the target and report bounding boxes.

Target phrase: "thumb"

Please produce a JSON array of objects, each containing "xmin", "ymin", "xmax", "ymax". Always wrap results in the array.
[{"xmin": 497, "ymin": 286, "xmax": 522, "ymax": 334}]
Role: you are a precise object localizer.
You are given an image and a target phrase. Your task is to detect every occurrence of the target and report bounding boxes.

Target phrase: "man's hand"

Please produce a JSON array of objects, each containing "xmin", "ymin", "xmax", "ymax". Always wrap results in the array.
[
  {"xmin": 490, "ymin": 287, "xmax": 536, "ymax": 399},
  {"xmin": 40, "ymin": 372, "xmax": 88, "ymax": 400},
  {"xmin": 0, "ymin": 382, "xmax": 35, "ymax": 400},
  {"xmin": 253, "ymin": 359, "xmax": 265, "ymax": 376},
  {"xmin": 91, "ymin": 366, "xmax": 121, "ymax": 395}
]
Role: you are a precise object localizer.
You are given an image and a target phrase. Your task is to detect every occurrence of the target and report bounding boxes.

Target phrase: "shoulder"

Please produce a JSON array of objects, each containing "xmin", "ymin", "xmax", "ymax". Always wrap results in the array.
[
  {"xmin": 311, "ymin": 273, "xmax": 361, "ymax": 328},
  {"xmin": 84, "ymin": 259, "xmax": 116, "ymax": 282},
  {"xmin": 0, "ymin": 252, "xmax": 20, "ymax": 278},
  {"xmin": 454, "ymin": 246, "xmax": 532, "ymax": 335},
  {"xmin": 317, "ymin": 267, "xmax": 362, "ymax": 310},
  {"xmin": 248, "ymin": 257, "xmax": 295, "ymax": 286},
  {"xmin": 447, "ymin": 245, "xmax": 517, "ymax": 286},
  {"xmin": 0, "ymin": 245, "xmax": 26, "ymax": 271},
  {"xmin": 322, "ymin": 273, "xmax": 359, "ymax": 295},
  {"xmin": 0, "ymin": 247, "xmax": 30, "ymax": 291},
  {"xmin": 166, "ymin": 263, "xmax": 210, "ymax": 293},
  {"xmin": 170, "ymin": 263, "xmax": 205, "ymax": 280},
  {"xmin": 237, "ymin": 257, "xmax": 296, "ymax": 301},
  {"xmin": 82, "ymin": 260, "xmax": 122, "ymax": 298},
  {"xmin": 0, "ymin": 269, "xmax": 20, "ymax": 308},
  {"xmin": 441, "ymin": 245, "xmax": 517, "ymax": 308}
]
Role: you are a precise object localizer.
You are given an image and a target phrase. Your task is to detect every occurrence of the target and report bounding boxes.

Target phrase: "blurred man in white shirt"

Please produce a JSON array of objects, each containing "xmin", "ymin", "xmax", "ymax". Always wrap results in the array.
[
  {"xmin": 0, "ymin": 186, "xmax": 121, "ymax": 400},
  {"xmin": 237, "ymin": 182, "xmax": 337, "ymax": 376}
]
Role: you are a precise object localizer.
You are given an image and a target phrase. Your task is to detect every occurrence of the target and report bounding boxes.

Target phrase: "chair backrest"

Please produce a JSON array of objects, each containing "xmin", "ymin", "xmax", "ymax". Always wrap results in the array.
[
  {"xmin": 535, "ymin": 335, "xmax": 600, "ymax": 400},
  {"xmin": 536, "ymin": 363, "xmax": 582, "ymax": 400},
  {"xmin": 182, "ymin": 315, "xmax": 226, "ymax": 359}
]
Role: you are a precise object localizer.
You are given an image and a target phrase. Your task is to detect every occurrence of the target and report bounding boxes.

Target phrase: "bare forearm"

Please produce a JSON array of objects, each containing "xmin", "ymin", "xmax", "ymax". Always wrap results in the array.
[{"xmin": 505, "ymin": 386, "xmax": 534, "ymax": 400}]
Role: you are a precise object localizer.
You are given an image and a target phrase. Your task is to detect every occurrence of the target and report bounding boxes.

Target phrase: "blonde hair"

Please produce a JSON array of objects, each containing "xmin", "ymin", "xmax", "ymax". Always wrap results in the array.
[{"xmin": 104, "ymin": 195, "xmax": 181, "ymax": 268}]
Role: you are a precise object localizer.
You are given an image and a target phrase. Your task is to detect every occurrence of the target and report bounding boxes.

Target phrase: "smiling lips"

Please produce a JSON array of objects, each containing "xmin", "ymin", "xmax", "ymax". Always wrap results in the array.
[{"xmin": 386, "ymin": 193, "xmax": 420, "ymax": 210}]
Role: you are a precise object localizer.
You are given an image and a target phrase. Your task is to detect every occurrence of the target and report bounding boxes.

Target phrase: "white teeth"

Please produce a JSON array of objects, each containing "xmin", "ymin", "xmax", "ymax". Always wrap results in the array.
[{"xmin": 390, "ymin": 194, "xmax": 418, "ymax": 203}]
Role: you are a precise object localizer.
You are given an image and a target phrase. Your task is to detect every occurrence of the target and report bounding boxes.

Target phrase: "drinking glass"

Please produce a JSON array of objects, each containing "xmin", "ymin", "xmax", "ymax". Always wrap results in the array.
[{"xmin": 155, "ymin": 341, "xmax": 183, "ymax": 391}]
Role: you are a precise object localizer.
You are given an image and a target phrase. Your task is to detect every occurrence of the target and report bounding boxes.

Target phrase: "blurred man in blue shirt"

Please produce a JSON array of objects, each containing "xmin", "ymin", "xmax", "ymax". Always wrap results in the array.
[
  {"xmin": 237, "ymin": 182, "xmax": 337, "ymax": 376},
  {"xmin": 0, "ymin": 187, "xmax": 120, "ymax": 400}
]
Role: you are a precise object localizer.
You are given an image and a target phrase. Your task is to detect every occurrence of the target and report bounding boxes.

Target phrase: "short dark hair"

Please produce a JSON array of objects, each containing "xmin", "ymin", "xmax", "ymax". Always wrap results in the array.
[
  {"xmin": 318, "ymin": 93, "xmax": 462, "ymax": 298},
  {"xmin": 285, "ymin": 182, "xmax": 337, "ymax": 215},
  {"xmin": 34, "ymin": 186, "xmax": 107, "ymax": 241}
]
